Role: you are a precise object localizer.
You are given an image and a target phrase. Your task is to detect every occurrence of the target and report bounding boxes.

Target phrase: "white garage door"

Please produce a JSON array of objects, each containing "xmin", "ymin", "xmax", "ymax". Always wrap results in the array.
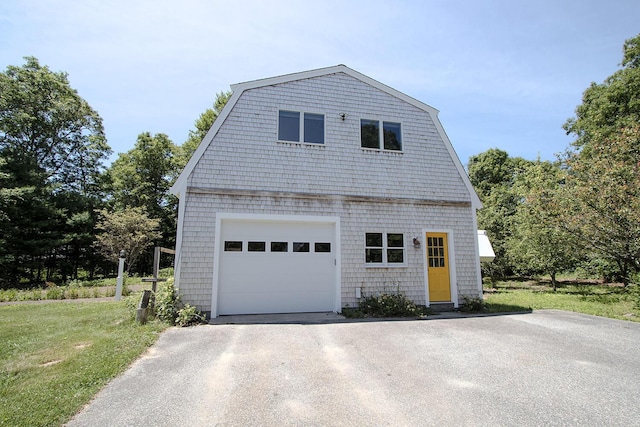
[{"xmin": 217, "ymin": 217, "xmax": 337, "ymax": 315}]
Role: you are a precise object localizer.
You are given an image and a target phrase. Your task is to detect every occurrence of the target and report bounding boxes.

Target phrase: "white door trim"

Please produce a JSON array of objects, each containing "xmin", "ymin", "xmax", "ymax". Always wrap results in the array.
[
  {"xmin": 422, "ymin": 229, "xmax": 458, "ymax": 308},
  {"xmin": 212, "ymin": 213, "xmax": 341, "ymax": 318}
]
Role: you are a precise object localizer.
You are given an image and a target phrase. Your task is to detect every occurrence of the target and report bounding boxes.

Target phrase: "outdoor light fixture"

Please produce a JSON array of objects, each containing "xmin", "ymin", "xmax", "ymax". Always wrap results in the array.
[
  {"xmin": 339, "ymin": 113, "xmax": 346, "ymax": 121},
  {"xmin": 413, "ymin": 237, "xmax": 421, "ymax": 247}
]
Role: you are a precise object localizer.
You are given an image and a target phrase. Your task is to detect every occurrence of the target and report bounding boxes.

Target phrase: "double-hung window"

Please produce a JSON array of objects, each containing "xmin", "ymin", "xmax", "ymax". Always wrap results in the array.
[
  {"xmin": 278, "ymin": 110, "xmax": 325, "ymax": 144},
  {"xmin": 360, "ymin": 119, "xmax": 402, "ymax": 151},
  {"xmin": 365, "ymin": 232, "xmax": 405, "ymax": 266}
]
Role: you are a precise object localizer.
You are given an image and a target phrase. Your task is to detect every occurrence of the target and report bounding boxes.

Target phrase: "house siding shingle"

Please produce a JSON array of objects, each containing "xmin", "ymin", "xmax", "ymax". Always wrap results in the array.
[
  {"xmin": 178, "ymin": 192, "xmax": 479, "ymax": 314},
  {"xmin": 175, "ymin": 70, "xmax": 481, "ymax": 315},
  {"xmin": 188, "ymin": 73, "xmax": 471, "ymax": 204}
]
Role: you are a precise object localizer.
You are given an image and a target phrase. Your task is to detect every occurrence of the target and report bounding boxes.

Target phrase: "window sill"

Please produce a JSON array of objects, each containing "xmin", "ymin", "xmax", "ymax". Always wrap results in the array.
[
  {"xmin": 365, "ymin": 264, "xmax": 407, "ymax": 268},
  {"xmin": 360, "ymin": 147, "xmax": 403, "ymax": 154},
  {"xmin": 278, "ymin": 140, "xmax": 326, "ymax": 148}
]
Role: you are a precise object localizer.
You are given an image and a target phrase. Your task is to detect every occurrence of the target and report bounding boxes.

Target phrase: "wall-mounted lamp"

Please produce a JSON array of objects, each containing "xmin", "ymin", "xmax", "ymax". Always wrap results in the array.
[
  {"xmin": 413, "ymin": 237, "xmax": 421, "ymax": 247},
  {"xmin": 339, "ymin": 112, "xmax": 346, "ymax": 121}
]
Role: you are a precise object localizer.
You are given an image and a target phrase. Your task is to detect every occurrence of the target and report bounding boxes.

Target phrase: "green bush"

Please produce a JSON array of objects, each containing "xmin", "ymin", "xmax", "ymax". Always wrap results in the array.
[
  {"xmin": 351, "ymin": 292, "xmax": 425, "ymax": 318},
  {"xmin": 459, "ymin": 296, "xmax": 486, "ymax": 313},
  {"xmin": 66, "ymin": 285, "xmax": 79, "ymax": 299},
  {"xmin": 176, "ymin": 304, "xmax": 207, "ymax": 327},
  {"xmin": 154, "ymin": 279, "xmax": 179, "ymax": 323},
  {"xmin": 45, "ymin": 286, "xmax": 64, "ymax": 300},
  {"xmin": 152, "ymin": 279, "xmax": 206, "ymax": 326},
  {"xmin": 0, "ymin": 289, "xmax": 18, "ymax": 302}
]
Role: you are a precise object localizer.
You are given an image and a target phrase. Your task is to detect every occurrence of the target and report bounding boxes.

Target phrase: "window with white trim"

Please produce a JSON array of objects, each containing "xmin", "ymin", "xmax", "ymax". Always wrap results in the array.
[
  {"xmin": 278, "ymin": 110, "xmax": 325, "ymax": 144},
  {"xmin": 365, "ymin": 232, "xmax": 405, "ymax": 266},
  {"xmin": 360, "ymin": 119, "xmax": 402, "ymax": 151}
]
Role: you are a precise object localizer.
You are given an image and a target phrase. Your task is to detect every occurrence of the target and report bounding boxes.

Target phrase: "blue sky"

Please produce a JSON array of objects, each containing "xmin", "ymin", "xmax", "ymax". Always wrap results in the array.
[{"xmin": 1, "ymin": 0, "xmax": 639, "ymax": 167}]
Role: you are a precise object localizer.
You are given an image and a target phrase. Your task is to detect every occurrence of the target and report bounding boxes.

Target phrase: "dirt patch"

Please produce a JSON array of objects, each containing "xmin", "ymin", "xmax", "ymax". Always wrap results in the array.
[{"xmin": 74, "ymin": 342, "xmax": 92, "ymax": 350}]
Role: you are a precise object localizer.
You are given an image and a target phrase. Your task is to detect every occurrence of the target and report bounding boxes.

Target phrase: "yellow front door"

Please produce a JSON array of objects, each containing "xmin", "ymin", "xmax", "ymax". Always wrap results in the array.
[{"xmin": 426, "ymin": 232, "xmax": 451, "ymax": 302}]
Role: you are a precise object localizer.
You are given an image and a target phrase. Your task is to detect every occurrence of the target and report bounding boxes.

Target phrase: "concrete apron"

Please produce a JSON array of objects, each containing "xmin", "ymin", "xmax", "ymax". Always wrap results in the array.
[{"xmin": 208, "ymin": 312, "xmax": 348, "ymax": 325}]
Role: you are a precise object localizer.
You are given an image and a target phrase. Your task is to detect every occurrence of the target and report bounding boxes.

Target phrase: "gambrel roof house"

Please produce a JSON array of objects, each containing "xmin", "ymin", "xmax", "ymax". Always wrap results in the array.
[{"xmin": 170, "ymin": 65, "xmax": 483, "ymax": 319}]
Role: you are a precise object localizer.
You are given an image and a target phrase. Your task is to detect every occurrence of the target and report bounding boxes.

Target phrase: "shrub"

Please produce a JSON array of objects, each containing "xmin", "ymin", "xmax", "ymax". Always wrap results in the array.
[
  {"xmin": 459, "ymin": 296, "xmax": 486, "ymax": 313},
  {"xmin": 354, "ymin": 292, "xmax": 424, "ymax": 318},
  {"xmin": 152, "ymin": 279, "xmax": 206, "ymax": 326},
  {"xmin": 45, "ymin": 286, "xmax": 64, "ymax": 300},
  {"xmin": 66, "ymin": 285, "xmax": 79, "ymax": 299},
  {"xmin": 154, "ymin": 279, "xmax": 179, "ymax": 324},
  {"xmin": 176, "ymin": 304, "xmax": 207, "ymax": 327},
  {"xmin": 0, "ymin": 289, "xmax": 18, "ymax": 302}
]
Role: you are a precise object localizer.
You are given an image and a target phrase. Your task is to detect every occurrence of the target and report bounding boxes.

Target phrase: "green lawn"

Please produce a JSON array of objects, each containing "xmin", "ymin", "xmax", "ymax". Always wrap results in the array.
[
  {"xmin": 483, "ymin": 279, "xmax": 640, "ymax": 322},
  {"xmin": 0, "ymin": 301, "xmax": 167, "ymax": 427}
]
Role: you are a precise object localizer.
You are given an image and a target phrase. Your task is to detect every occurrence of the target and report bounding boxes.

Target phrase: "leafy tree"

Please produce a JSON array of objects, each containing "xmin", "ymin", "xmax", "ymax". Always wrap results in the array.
[
  {"xmin": 179, "ymin": 90, "xmax": 231, "ymax": 166},
  {"xmin": 468, "ymin": 149, "xmax": 531, "ymax": 278},
  {"xmin": 94, "ymin": 207, "xmax": 161, "ymax": 274},
  {"xmin": 560, "ymin": 34, "xmax": 640, "ymax": 285},
  {"xmin": 564, "ymin": 33, "xmax": 640, "ymax": 153},
  {"xmin": 0, "ymin": 57, "xmax": 109, "ymax": 286},
  {"xmin": 107, "ymin": 132, "xmax": 179, "ymax": 266},
  {"xmin": 0, "ymin": 57, "xmax": 109, "ymax": 193},
  {"xmin": 558, "ymin": 125, "xmax": 640, "ymax": 285},
  {"xmin": 109, "ymin": 132, "xmax": 178, "ymax": 213},
  {"xmin": 508, "ymin": 160, "xmax": 580, "ymax": 290}
]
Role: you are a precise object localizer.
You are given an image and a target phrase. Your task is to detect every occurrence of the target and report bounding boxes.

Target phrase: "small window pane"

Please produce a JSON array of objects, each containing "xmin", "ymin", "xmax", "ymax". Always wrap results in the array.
[
  {"xmin": 387, "ymin": 233, "xmax": 404, "ymax": 248},
  {"xmin": 304, "ymin": 113, "xmax": 324, "ymax": 144},
  {"xmin": 293, "ymin": 242, "xmax": 310, "ymax": 252},
  {"xmin": 365, "ymin": 233, "xmax": 383, "ymax": 247},
  {"xmin": 224, "ymin": 241, "xmax": 242, "ymax": 252},
  {"xmin": 387, "ymin": 249, "xmax": 404, "ymax": 263},
  {"xmin": 383, "ymin": 122, "xmax": 402, "ymax": 151},
  {"xmin": 315, "ymin": 242, "xmax": 331, "ymax": 253},
  {"xmin": 361, "ymin": 119, "xmax": 380, "ymax": 149},
  {"xmin": 271, "ymin": 242, "xmax": 288, "ymax": 252},
  {"xmin": 366, "ymin": 248, "xmax": 383, "ymax": 263},
  {"xmin": 278, "ymin": 110, "xmax": 300, "ymax": 142},
  {"xmin": 248, "ymin": 241, "xmax": 266, "ymax": 252}
]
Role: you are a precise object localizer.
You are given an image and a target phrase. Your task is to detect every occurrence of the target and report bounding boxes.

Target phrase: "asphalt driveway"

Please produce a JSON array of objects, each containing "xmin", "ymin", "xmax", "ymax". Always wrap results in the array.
[{"xmin": 67, "ymin": 310, "xmax": 640, "ymax": 426}]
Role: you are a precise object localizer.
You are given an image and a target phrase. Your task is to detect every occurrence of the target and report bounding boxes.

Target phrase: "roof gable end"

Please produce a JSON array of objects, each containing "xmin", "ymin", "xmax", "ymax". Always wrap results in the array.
[{"xmin": 170, "ymin": 65, "xmax": 481, "ymax": 209}]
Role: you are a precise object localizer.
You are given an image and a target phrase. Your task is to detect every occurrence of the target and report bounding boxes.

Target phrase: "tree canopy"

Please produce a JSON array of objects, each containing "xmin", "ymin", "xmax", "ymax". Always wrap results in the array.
[
  {"xmin": 0, "ymin": 57, "xmax": 110, "ymax": 193},
  {"xmin": 558, "ymin": 33, "xmax": 640, "ymax": 285},
  {"xmin": 563, "ymin": 34, "xmax": 640, "ymax": 153},
  {"xmin": 94, "ymin": 207, "xmax": 161, "ymax": 273},
  {"xmin": 179, "ymin": 90, "xmax": 231, "ymax": 166},
  {"xmin": 0, "ymin": 57, "xmax": 111, "ymax": 287}
]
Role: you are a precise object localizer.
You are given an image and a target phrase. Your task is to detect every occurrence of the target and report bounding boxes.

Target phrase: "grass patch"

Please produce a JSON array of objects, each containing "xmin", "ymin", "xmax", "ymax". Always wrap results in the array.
[
  {"xmin": 484, "ymin": 280, "xmax": 640, "ymax": 321},
  {"xmin": 0, "ymin": 301, "xmax": 168, "ymax": 426}
]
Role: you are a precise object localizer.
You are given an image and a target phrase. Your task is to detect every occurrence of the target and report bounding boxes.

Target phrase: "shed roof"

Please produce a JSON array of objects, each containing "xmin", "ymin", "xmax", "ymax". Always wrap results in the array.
[{"xmin": 478, "ymin": 230, "xmax": 496, "ymax": 262}]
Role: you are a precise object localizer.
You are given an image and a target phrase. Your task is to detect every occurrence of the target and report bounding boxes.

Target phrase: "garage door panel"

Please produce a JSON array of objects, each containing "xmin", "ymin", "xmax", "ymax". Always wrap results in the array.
[{"xmin": 217, "ymin": 218, "xmax": 336, "ymax": 315}]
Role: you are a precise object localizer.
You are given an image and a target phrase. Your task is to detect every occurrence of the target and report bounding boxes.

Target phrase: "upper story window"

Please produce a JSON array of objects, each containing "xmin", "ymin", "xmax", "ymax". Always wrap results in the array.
[
  {"xmin": 278, "ymin": 110, "xmax": 325, "ymax": 144},
  {"xmin": 360, "ymin": 119, "xmax": 402, "ymax": 151}
]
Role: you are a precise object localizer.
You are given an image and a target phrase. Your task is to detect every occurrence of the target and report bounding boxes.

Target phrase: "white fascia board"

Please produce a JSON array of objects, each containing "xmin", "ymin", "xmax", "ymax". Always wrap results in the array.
[{"xmin": 431, "ymin": 115, "xmax": 483, "ymax": 209}]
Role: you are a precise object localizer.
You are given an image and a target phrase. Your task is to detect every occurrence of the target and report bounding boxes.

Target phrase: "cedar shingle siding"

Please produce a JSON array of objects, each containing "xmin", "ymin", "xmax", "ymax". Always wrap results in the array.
[{"xmin": 171, "ymin": 67, "xmax": 482, "ymax": 317}]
